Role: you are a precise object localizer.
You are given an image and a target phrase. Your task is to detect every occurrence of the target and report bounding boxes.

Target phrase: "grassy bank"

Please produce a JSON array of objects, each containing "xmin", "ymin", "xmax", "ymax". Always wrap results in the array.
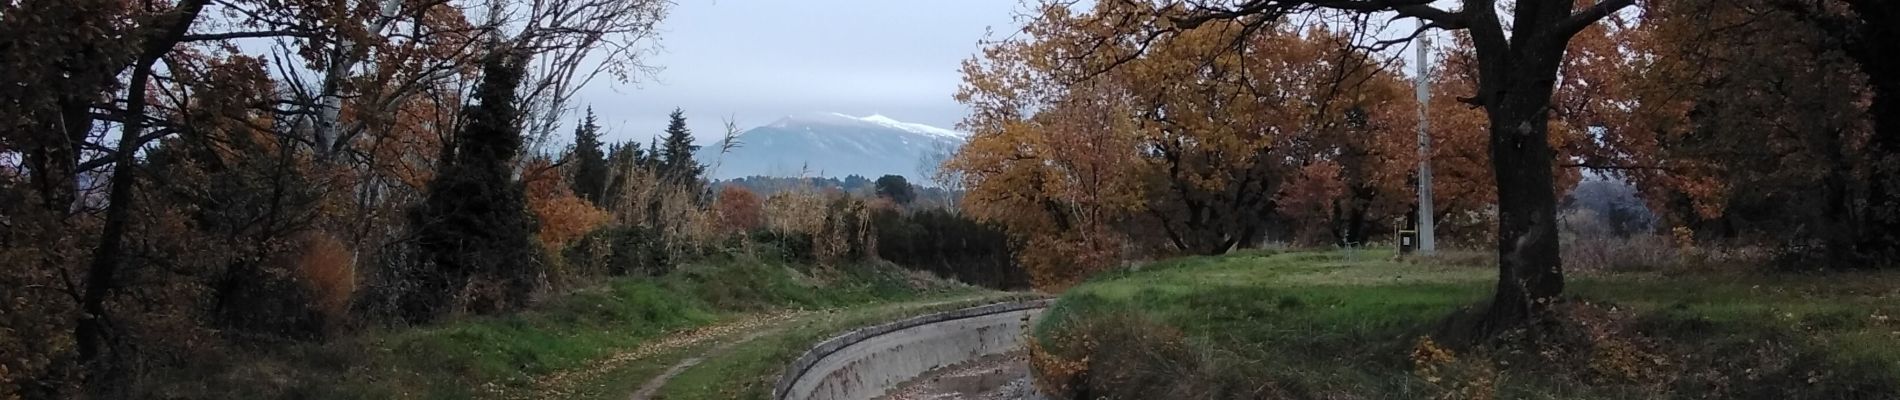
[
  {"xmin": 160, "ymin": 254, "xmax": 985, "ymax": 399},
  {"xmin": 1031, "ymin": 250, "xmax": 1900, "ymax": 399}
]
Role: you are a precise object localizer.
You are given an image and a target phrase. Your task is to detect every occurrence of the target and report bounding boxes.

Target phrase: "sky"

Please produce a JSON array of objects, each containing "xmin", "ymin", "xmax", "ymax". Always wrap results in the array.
[{"xmin": 571, "ymin": 0, "xmax": 1027, "ymax": 145}]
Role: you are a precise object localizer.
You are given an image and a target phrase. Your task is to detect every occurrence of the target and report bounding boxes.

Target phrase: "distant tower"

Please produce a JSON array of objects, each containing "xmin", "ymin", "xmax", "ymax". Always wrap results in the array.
[{"xmin": 1415, "ymin": 27, "xmax": 1437, "ymax": 254}]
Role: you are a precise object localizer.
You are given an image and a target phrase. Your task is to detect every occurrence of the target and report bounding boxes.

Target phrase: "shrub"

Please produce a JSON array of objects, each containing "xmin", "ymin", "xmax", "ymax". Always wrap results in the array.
[
  {"xmin": 746, "ymin": 229, "xmax": 815, "ymax": 265},
  {"xmin": 713, "ymin": 186, "xmax": 764, "ymax": 234},
  {"xmin": 294, "ymin": 232, "xmax": 355, "ymax": 333},
  {"xmin": 1562, "ymin": 234, "xmax": 1679, "ymax": 273},
  {"xmin": 524, "ymin": 157, "xmax": 611, "ymax": 252},
  {"xmin": 568, "ymin": 225, "xmax": 678, "ymax": 277},
  {"xmin": 755, "ymin": 191, "xmax": 876, "ymax": 268},
  {"xmin": 815, "ymin": 195, "xmax": 874, "ymax": 265},
  {"xmin": 871, "ymin": 208, "xmax": 1027, "ymax": 289},
  {"xmin": 1032, "ymin": 310, "xmax": 1274, "ymax": 399},
  {"xmin": 763, "ymin": 191, "xmax": 827, "ymax": 236}
]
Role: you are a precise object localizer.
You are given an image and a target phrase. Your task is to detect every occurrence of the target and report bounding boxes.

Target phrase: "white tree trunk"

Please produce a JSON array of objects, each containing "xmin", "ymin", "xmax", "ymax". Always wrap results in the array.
[{"xmin": 313, "ymin": 0, "xmax": 404, "ymax": 161}]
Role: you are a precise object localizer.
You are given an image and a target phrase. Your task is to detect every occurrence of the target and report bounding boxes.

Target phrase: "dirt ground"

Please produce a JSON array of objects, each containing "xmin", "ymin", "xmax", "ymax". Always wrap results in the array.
[{"xmin": 877, "ymin": 352, "xmax": 1045, "ymax": 400}]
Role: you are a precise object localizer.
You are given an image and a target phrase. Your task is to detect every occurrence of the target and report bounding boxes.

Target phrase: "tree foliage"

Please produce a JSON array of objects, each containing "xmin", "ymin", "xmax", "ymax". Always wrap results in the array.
[
  {"xmin": 1617, "ymin": 0, "xmax": 1892, "ymax": 266},
  {"xmin": 955, "ymin": 0, "xmax": 1642, "ymax": 328},
  {"xmin": 10, "ymin": 0, "xmax": 1900, "ymax": 396},
  {"xmin": 527, "ymin": 156, "xmax": 611, "ymax": 251},
  {"xmin": 658, "ymin": 108, "xmax": 705, "ymax": 188},
  {"xmin": 407, "ymin": 48, "xmax": 541, "ymax": 320},
  {"xmin": 569, "ymin": 107, "xmax": 612, "ymax": 206},
  {"xmin": 949, "ymin": 6, "xmax": 1435, "ymax": 287},
  {"xmin": 874, "ymin": 174, "xmax": 916, "ymax": 205},
  {"xmin": 0, "ymin": 0, "xmax": 673, "ymax": 395},
  {"xmin": 713, "ymin": 185, "xmax": 765, "ymax": 234},
  {"xmin": 872, "ymin": 207, "xmax": 1025, "ymax": 289}
]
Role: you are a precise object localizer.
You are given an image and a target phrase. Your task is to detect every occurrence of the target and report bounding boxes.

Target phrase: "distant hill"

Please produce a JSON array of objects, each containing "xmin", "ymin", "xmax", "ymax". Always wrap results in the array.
[{"xmin": 697, "ymin": 113, "xmax": 964, "ymax": 182}]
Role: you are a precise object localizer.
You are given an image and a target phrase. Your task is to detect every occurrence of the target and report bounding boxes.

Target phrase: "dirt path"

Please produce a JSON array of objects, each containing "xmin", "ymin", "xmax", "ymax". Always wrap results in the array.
[
  {"xmin": 627, "ymin": 327, "xmax": 779, "ymax": 400},
  {"xmin": 532, "ymin": 310, "xmax": 807, "ymax": 399}
]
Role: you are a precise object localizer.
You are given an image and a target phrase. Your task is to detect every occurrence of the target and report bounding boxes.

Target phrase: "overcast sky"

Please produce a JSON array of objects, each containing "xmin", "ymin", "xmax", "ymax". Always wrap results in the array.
[{"xmin": 571, "ymin": 0, "xmax": 1026, "ymax": 145}]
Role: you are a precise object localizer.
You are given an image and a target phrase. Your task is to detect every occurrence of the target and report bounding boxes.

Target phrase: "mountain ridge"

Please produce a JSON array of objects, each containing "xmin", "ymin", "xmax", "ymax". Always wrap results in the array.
[{"xmin": 699, "ymin": 113, "xmax": 963, "ymax": 182}]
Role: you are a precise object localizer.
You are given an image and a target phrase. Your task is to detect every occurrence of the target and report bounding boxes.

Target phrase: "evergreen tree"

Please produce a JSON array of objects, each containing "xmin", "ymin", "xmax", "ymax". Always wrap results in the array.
[
  {"xmin": 569, "ymin": 107, "xmax": 609, "ymax": 205},
  {"xmin": 658, "ymin": 108, "xmax": 704, "ymax": 184},
  {"xmin": 842, "ymin": 174, "xmax": 873, "ymax": 194},
  {"xmin": 603, "ymin": 140, "xmax": 646, "ymax": 212},
  {"xmin": 407, "ymin": 47, "xmax": 540, "ymax": 321},
  {"xmin": 875, "ymin": 174, "xmax": 916, "ymax": 205}
]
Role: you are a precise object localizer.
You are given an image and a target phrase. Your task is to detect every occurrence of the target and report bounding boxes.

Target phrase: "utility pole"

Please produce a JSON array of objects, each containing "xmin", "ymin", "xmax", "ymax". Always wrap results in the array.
[{"xmin": 1415, "ymin": 29, "xmax": 1437, "ymax": 254}]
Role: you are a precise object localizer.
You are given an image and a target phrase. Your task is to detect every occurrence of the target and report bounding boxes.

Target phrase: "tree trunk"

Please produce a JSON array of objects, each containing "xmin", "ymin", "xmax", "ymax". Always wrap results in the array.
[
  {"xmin": 1343, "ymin": 187, "xmax": 1373, "ymax": 246},
  {"xmin": 74, "ymin": 63, "xmax": 148, "ymax": 387},
  {"xmin": 312, "ymin": 0, "xmax": 404, "ymax": 161},
  {"xmin": 75, "ymin": 0, "xmax": 208, "ymax": 386},
  {"xmin": 1480, "ymin": 68, "xmax": 1566, "ymax": 330}
]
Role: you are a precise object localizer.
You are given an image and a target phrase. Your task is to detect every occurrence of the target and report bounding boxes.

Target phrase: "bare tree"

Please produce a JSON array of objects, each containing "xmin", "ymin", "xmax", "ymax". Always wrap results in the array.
[
  {"xmin": 492, "ymin": 0, "xmax": 673, "ymax": 155},
  {"xmin": 921, "ymin": 142, "xmax": 965, "ymax": 205}
]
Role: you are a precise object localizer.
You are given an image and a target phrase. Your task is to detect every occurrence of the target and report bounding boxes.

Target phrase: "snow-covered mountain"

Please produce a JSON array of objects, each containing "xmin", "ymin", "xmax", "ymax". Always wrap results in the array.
[{"xmin": 698, "ymin": 113, "xmax": 965, "ymax": 182}]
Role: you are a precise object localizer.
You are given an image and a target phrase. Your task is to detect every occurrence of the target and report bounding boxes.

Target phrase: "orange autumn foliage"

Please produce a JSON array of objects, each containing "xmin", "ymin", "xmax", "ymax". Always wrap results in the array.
[
  {"xmin": 1615, "ymin": 0, "xmax": 1875, "ymax": 248},
  {"xmin": 524, "ymin": 158, "xmax": 611, "ymax": 250},
  {"xmin": 1277, "ymin": 161, "xmax": 1348, "ymax": 245},
  {"xmin": 292, "ymin": 232, "xmax": 355, "ymax": 327},
  {"xmin": 713, "ymin": 185, "xmax": 764, "ymax": 234},
  {"xmin": 952, "ymin": 4, "xmax": 1431, "ymax": 287},
  {"xmin": 1421, "ymin": 24, "xmax": 1638, "ymax": 242}
]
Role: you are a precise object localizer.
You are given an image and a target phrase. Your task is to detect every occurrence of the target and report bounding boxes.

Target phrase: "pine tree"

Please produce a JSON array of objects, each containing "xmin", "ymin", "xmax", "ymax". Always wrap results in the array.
[
  {"xmin": 569, "ymin": 107, "xmax": 609, "ymax": 205},
  {"xmin": 875, "ymin": 174, "xmax": 916, "ymax": 205},
  {"xmin": 658, "ymin": 108, "xmax": 704, "ymax": 184},
  {"xmin": 407, "ymin": 47, "xmax": 541, "ymax": 321},
  {"xmin": 646, "ymin": 136, "xmax": 662, "ymax": 169}
]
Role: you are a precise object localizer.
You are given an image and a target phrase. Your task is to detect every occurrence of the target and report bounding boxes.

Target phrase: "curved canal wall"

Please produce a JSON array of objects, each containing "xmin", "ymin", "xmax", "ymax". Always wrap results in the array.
[{"xmin": 772, "ymin": 299, "xmax": 1052, "ymax": 400}]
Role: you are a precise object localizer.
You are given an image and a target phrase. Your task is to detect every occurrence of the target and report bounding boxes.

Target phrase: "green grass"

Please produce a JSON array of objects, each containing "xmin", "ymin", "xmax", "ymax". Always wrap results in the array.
[
  {"xmin": 356, "ymin": 279, "xmax": 720, "ymax": 399},
  {"xmin": 560, "ymin": 341, "xmax": 706, "ymax": 400},
  {"xmin": 1033, "ymin": 249, "xmax": 1900, "ymax": 399},
  {"xmin": 165, "ymin": 254, "xmax": 984, "ymax": 399}
]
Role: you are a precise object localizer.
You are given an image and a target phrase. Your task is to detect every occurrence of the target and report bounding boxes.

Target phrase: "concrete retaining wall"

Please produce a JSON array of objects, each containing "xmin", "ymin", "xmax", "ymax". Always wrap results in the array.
[{"xmin": 772, "ymin": 299, "xmax": 1053, "ymax": 400}]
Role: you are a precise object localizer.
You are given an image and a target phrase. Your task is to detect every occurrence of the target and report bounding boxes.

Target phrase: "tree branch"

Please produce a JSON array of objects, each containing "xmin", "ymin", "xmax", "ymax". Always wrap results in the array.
[
  {"xmin": 1174, "ymin": 0, "xmax": 1466, "ymax": 30},
  {"xmin": 1363, "ymin": 18, "xmax": 1448, "ymax": 51},
  {"xmin": 1553, "ymin": 0, "xmax": 1637, "ymax": 40},
  {"xmin": 1465, "ymin": 0, "xmax": 1508, "ymax": 53},
  {"xmin": 1172, "ymin": 0, "xmax": 1285, "ymax": 29},
  {"xmin": 1560, "ymin": 161, "xmax": 1674, "ymax": 172},
  {"xmin": 1311, "ymin": 0, "xmax": 1468, "ymax": 29},
  {"xmin": 74, "ymin": 128, "xmax": 179, "ymax": 173},
  {"xmin": 181, "ymin": 30, "xmax": 318, "ymax": 42}
]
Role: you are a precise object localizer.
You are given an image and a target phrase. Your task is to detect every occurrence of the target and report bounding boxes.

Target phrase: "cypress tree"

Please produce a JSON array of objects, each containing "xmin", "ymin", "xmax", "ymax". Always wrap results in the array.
[{"xmin": 407, "ymin": 47, "xmax": 540, "ymax": 321}]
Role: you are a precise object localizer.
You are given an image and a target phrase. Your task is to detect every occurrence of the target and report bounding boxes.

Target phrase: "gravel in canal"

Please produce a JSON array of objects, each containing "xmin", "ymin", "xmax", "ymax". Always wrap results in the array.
[{"xmin": 877, "ymin": 352, "xmax": 1045, "ymax": 400}]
